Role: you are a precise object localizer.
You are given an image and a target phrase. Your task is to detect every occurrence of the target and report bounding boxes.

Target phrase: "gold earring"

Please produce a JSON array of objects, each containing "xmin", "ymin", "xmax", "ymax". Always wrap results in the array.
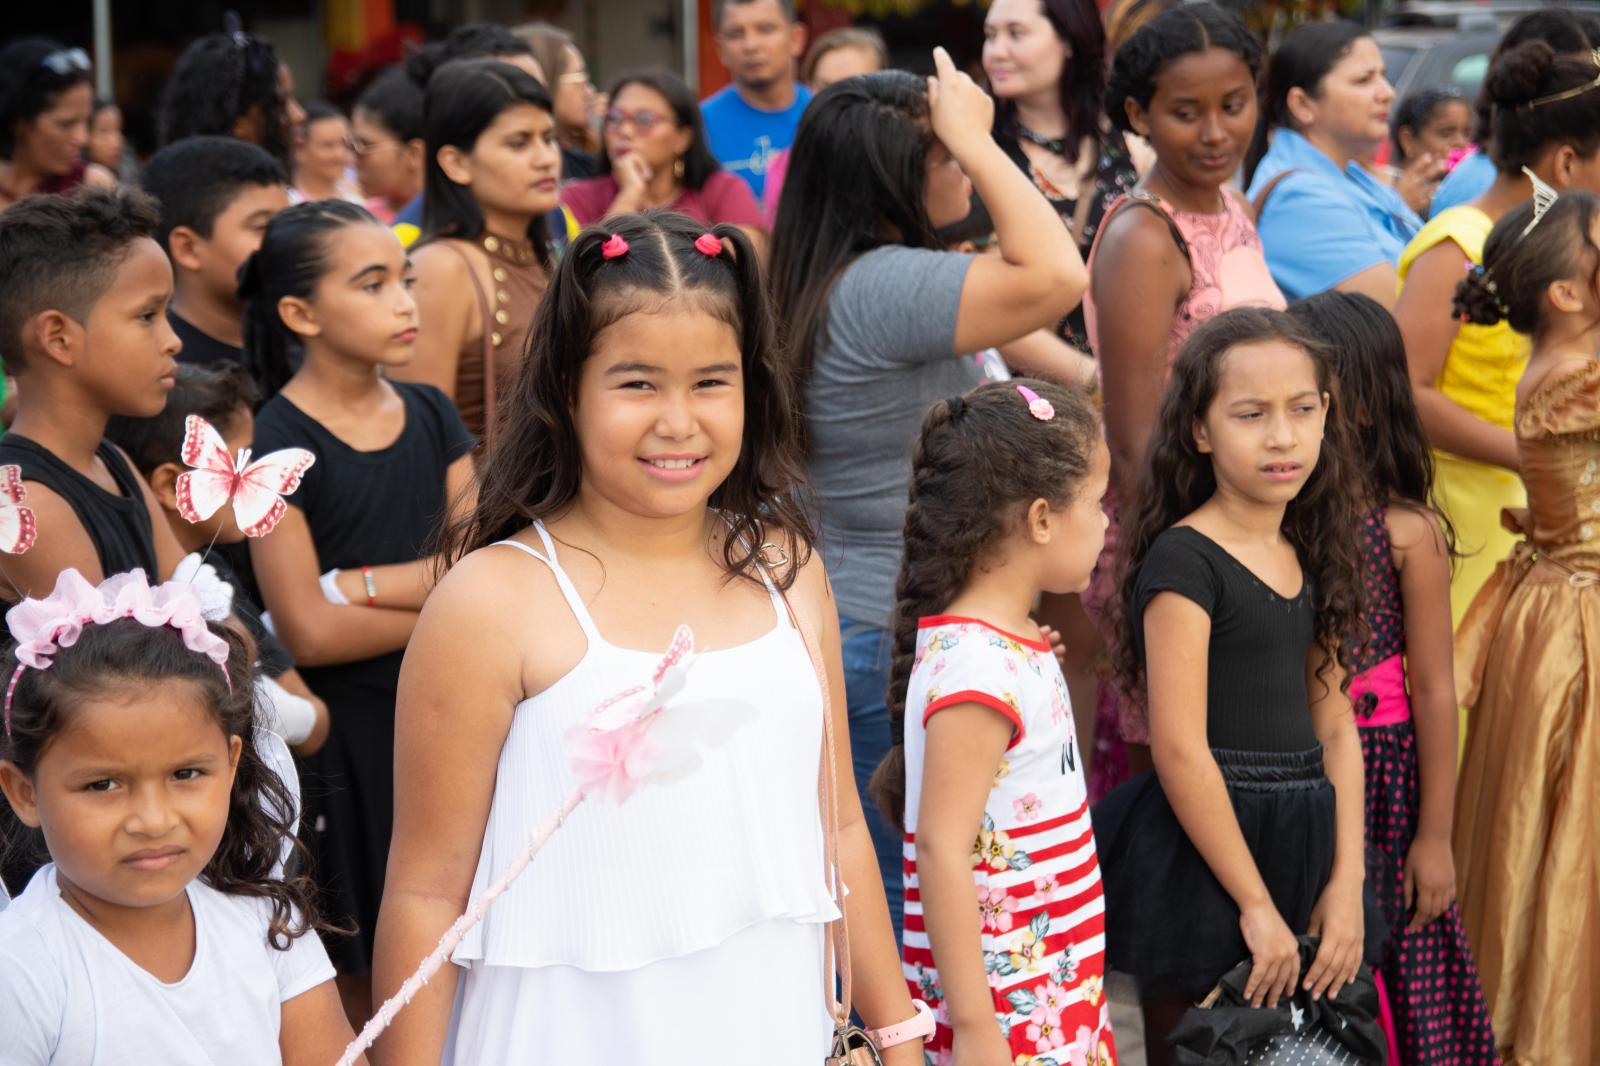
[{"xmin": 673, "ymin": 156, "xmax": 685, "ymax": 181}]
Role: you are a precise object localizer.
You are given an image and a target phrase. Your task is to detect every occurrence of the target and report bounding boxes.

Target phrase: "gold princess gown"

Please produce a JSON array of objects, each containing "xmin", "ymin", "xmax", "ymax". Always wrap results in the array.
[{"xmin": 1454, "ymin": 359, "xmax": 1600, "ymax": 1066}]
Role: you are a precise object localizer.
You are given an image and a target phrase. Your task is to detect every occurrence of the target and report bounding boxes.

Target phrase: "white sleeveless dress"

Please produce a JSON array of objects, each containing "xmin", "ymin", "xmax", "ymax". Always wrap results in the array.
[{"xmin": 441, "ymin": 521, "xmax": 838, "ymax": 1063}]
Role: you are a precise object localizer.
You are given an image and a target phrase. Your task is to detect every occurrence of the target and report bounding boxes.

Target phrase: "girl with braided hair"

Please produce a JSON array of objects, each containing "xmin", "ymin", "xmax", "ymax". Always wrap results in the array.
[{"xmin": 873, "ymin": 377, "xmax": 1116, "ymax": 1066}]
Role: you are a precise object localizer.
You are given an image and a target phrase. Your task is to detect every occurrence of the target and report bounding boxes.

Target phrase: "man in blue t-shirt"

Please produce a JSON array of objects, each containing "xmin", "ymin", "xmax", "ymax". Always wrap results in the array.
[{"xmin": 701, "ymin": 0, "xmax": 811, "ymax": 201}]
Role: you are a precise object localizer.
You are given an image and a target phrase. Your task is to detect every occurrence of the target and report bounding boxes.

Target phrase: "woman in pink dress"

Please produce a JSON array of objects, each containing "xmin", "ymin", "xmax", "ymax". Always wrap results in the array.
[{"xmin": 1083, "ymin": 4, "xmax": 1285, "ymax": 796}]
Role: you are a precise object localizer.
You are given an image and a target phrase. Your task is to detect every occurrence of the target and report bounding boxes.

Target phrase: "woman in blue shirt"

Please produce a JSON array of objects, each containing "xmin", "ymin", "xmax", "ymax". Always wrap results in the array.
[{"xmin": 1245, "ymin": 21, "xmax": 1419, "ymax": 306}]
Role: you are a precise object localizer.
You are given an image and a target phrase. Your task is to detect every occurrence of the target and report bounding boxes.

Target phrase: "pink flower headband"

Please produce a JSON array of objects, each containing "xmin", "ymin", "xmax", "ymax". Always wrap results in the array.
[
  {"xmin": 4, "ymin": 569, "xmax": 231, "ymax": 735},
  {"xmin": 599, "ymin": 232, "xmax": 724, "ymax": 260}
]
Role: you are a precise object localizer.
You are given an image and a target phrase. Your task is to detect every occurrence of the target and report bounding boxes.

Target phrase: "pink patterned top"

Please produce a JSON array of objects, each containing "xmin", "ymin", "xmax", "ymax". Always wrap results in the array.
[{"xmin": 1083, "ymin": 189, "xmax": 1285, "ymax": 363}]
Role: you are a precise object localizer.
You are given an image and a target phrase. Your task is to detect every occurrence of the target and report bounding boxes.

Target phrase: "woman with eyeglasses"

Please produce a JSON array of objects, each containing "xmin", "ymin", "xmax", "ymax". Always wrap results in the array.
[
  {"xmin": 514, "ymin": 22, "xmax": 602, "ymax": 181},
  {"xmin": 0, "ymin": 38, "xmax": 115, "ymax": 210},
  {"xmin": 158, "ymin": 29, "xmax": 307, "ymax": 170},
  {"xmin": 559, "ymin": 69, "xmax": 764, "ymax": 251},
  {"xmin": 292, "ymin": 100, "xmax": 364, "ymax": 205}
]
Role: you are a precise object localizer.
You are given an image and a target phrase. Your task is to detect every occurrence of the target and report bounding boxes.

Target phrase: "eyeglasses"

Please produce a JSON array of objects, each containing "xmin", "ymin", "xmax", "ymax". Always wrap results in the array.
[
  {"xmin": 604, "ymin": 108, "xmax": 670, "ymax": 132},
  {"xmin": 350, "ymin": 136, "xmax": 401, "ymax": 156},
  {"xmin": 40, "ymin": 48, "xmax": 90, "ymax": 75}
]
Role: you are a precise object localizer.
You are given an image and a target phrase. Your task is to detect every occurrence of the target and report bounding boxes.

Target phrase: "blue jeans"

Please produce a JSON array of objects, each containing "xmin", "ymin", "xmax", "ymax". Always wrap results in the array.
[{"xmin": 838, "ymin": 616, "xmax": 903, "ymax": 944}]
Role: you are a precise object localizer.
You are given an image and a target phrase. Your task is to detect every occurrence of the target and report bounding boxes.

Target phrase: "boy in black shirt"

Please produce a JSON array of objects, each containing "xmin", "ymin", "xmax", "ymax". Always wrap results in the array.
[{"xmin": 140, "ymin": 136, "xmax": 289, "ymax": 369}]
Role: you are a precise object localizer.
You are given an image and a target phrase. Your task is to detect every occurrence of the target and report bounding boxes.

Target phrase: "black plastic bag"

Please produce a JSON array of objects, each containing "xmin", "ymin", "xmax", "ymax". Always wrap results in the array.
[{"xmin": 1168, "ymin": 935, "xmax": 1387, "ymax": 1065}]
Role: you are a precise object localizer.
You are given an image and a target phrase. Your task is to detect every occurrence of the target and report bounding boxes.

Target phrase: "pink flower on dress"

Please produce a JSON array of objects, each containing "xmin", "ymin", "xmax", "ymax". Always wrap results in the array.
[
  {"xmin": 1036, "ymin": 979, "xmax": 1070, "ymax": 1016},
  {"xmin": 1063, "ymin": 1026, "xmax": 1097, "ymax": 1066},
  {"xmin": 1014, "ymin": 792, "xmax": 1043, "ymax": 822},
  {"xmin": 1031, "ymin": 873, "xmax": 1060, "ymax": 905},
  {"xmin": 977, "ymin": 883, "xmax": 1022, "ymax": 932},
  {"xmin": 1026, "ymin": 1006, "xmax": 1067, "ymax": 1053}
]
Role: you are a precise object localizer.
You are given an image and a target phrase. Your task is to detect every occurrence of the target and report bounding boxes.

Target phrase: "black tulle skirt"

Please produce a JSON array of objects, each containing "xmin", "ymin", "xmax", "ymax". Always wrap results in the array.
[{"xmin": 1095, "ymin": 746, "xmax": 1385, "ymax": 1000}]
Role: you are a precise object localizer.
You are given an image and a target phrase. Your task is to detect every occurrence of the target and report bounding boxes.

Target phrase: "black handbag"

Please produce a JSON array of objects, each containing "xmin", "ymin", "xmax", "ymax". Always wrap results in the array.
[{"xmin": 1168, "ymin": 936, "xmax": 1387, "ymax": 1065}]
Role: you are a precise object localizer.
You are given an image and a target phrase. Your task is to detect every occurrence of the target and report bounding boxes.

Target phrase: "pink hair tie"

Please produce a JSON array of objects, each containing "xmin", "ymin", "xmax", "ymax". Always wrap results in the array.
[
  {"xmin": 1017, "ymin": 385, "xmax": 1055, "ymax": 421},
  {"xmin": 694, "ymin": 232, "xmax": 723, "ymax": 257},
  {"xmin": 601, "ymin": 233, "xmax": 629, "ymax": 260}
]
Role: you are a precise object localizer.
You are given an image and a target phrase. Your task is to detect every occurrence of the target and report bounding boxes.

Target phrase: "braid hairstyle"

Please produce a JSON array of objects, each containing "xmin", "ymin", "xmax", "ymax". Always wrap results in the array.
[
  {"xmin": 870, "ymin": 378, "xmax": 1101, "ymax": 831},
  {"xmin": 1109, "ymin": 308, "xmax": 1368, "ymax": 706},
  {"xmin": 1454, "ymin": 191, "xmax": 1600, "ymax": 337}
]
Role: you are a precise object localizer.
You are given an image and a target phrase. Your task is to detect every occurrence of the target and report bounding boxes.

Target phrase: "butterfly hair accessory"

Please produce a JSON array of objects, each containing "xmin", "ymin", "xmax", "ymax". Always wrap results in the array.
[
  {"xmin": 4, "ymin": 569, "xmax": 231, "ymax": 735},
  {"xmin": 1520, "ymin": 166, "xmax": 1559, "ymax": 239},
  {"xmin": 601, "ymin": 233, "xmax": 630, "ymax": 260},
  {"xmin": 694, "ymin": 232, "xmax": 723, "ymax": 257},
  {"xmin": 0, "ymin": 466, "xmax": 37, "ymax": 557},
  {"xmin": 176, "ymin": 416, "xmax": 315, "ymax": 539},
  {"xmin": 1017, "ymin": 384, "xmax": 1055, "ymax": 421},
  {"xmin": 334, "ymin": 624, "xmax": 753, "ymax": 1065}
]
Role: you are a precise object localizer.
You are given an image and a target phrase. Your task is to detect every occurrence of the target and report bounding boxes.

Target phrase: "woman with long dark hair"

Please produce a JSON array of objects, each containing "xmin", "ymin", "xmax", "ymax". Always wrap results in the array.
[
  {"xmin": 769, "ymin": 49, "xmax": 1087, "ymax": 939},
  {"xmin": 1244, "ymin": 21, "xmax": 1418, "ymax": 306},
  {"xmin": 559, "ymin": 69, "xmax": 762, "ymax": 247},
  {"xmin": 399, "ymin": 61, "xmax": 560, "ymax": 448},
  {"xmin": 0, "ymin": 38, "xmax": 110, "ymax": 209},
  {"xmin": 158, "ymin": 27, "xmax": 305, "ymax": 168}
]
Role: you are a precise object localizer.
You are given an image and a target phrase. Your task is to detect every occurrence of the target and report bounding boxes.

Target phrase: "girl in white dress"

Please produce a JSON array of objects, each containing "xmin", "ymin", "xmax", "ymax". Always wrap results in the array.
[{"xmin": 371, "ymin": 213, "xmax": 926, "ymax": 1065}]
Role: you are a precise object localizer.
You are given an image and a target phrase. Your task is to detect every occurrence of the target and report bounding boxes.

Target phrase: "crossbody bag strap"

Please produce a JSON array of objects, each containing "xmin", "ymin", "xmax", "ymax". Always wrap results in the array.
[{"xmin": 775, "ymin": 575, "xmax": 853, "ymax": 1030}]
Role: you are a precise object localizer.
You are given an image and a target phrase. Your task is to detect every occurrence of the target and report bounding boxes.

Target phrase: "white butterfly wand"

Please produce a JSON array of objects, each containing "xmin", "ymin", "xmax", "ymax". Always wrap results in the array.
[
  {"xmin": 175, "ymin": 415, "xmax": 315, "ymax": 542},
  {"xmin": 334, "ymin": 625, "xmax": 754, "ymax": 1065}
]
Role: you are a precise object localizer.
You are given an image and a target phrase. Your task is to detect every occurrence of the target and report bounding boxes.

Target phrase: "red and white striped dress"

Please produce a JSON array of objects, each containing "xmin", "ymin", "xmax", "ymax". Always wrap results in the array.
[{"xmin": 901, "ymin": 616, "xmax": 1116, "ymax": 1066}]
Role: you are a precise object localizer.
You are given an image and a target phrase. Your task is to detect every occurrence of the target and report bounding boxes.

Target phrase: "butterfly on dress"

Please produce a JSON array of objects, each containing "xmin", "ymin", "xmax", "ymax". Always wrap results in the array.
[
  {"xmin": 175, "ymin": 416, "xmax": 315, "ymax": 538},
  {"xmin": 0, "ymin": 465, "xmax": 37, "ymax": 555}
]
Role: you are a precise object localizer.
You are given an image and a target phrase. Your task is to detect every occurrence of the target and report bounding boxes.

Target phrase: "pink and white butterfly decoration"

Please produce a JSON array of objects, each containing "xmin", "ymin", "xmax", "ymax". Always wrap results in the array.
[
  {"xmin": 175, "ymin": 416, "xmax": 315, "ymax": 538},
  {"xmin": 0, "ymin": 465, "xmax": 36, "ymax": 555}
]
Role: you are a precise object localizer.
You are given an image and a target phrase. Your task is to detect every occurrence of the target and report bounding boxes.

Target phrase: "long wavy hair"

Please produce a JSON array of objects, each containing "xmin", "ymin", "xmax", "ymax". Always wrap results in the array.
[
  {"xmin": 439, "ymin": 210, "xmax": 814, "ymax": 588},
  {"xmin": 1288, "ymin": 291, "xmax": 1456, "ymax": 558},
  {"xmin": 0, "ymin": 619, "xmax": 321, "ymax": 947},
  {"xmin": 871, "ymin": 378, "xmax": 1102, "ymax": 830},
  {"xmin": 1110, "ymin": 307, "xmax": 1366, "ymax": 702}
]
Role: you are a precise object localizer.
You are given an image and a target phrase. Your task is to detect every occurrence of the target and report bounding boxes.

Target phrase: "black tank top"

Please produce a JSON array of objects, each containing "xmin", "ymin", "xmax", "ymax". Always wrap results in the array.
[{"xmin": 0, "ymin": 434, "xmax": 157, "ymax": 579}]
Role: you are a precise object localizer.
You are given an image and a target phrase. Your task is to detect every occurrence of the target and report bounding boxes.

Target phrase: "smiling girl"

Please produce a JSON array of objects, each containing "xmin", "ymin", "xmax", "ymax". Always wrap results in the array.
[
  {"xmin": 1083, "ymin": 2, "xmax": 1282, "ymax": 793},
  {"xmin": 372, "ymin": 212, "xmax": 923, "ymax": 1065}
]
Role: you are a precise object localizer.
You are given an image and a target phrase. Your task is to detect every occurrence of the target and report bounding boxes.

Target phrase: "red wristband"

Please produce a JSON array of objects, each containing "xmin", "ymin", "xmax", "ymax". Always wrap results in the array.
[{"xmin": 361, "ymin": 565, "xmax": 377, "ymax": 607}]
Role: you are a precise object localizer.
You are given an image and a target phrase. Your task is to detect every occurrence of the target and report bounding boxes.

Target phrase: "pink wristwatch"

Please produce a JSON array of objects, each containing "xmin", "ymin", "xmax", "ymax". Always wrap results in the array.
[{"xmin": 869, "ymin": 999, "xmax": 936, "ymax": 1048}]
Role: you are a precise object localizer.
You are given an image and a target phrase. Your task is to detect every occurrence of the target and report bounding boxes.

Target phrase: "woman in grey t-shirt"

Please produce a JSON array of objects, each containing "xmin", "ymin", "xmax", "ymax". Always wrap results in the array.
[{"xmin": 769, "ymin": 48, "xmax": 1088, "ymax": 938}]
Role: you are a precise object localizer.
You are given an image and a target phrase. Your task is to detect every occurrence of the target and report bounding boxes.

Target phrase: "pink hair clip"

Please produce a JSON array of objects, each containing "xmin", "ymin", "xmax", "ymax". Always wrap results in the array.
[
  {"xmin": 694, "ymin": 232, "xmax": 723, "ymax": 257},
  {"xmin": 4, "ymin": 569, "xmax": 232, "ymax": 735},
  {"xmin": 601, "ymin": 233, "xmax": 629, "ymax": 260},
  {"xmin": 1017, "ymin": 385, "xmax": 1055, "ymax": 421}
]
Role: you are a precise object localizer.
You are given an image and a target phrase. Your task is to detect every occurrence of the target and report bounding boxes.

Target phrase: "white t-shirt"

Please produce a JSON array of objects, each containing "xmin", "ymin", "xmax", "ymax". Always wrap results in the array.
[{"xmin": 0, "ymin": 865, "xmax": 334, "ymax": 1065}]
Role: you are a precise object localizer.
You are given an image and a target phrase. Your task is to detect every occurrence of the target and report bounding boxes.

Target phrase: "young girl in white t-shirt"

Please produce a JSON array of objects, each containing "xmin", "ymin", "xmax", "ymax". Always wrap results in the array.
[
  {"xmin": 872, "ymin": 378, "xmax": 1117, "ymax": 1066},
  {"xmin": 0, "ymin": 569, "xmax": 360, "ymax": 1066}
]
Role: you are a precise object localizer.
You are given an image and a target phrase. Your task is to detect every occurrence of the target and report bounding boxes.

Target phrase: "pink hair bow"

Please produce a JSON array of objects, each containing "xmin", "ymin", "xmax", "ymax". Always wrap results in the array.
[{"xmin": 4, "ymin": 569, "xmax": 231, "ymax": 733}]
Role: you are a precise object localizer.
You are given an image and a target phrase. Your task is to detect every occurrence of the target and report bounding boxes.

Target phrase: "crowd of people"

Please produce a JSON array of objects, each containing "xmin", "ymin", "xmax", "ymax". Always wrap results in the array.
[{"xmin": 0, "ymin": 1, "xmax": 1595, "ymax": 1064}]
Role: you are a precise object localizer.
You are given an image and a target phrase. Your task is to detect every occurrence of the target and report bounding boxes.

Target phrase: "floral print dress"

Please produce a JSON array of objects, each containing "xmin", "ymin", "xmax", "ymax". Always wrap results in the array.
[{"xmin": 900, "ymin": 616, "xmax": 1116, "ymax": 1066}]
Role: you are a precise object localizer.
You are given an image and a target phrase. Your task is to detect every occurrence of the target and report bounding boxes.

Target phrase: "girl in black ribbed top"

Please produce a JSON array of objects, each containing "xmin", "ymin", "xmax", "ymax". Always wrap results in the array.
[{"xmin": 1095, "ymin": 307, "xmax": 1379, "ymax": 1062}]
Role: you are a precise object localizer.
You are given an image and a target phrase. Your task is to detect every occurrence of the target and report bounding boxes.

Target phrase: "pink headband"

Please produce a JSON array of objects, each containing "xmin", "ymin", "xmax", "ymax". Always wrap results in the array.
[{"xmin": 3, "ymin": 569, "xmax": 231, "ymax": 735}]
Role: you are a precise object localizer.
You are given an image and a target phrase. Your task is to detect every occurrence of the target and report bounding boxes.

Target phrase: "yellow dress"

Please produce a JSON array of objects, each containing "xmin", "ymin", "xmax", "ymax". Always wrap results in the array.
[
  {"xmin": 1453, "ymin": 359, "xmax": 1600, "ymax": 1066},
  {"xmin": 1397, "ymin": 206, "xmax": 1530, "ymax": 630}
]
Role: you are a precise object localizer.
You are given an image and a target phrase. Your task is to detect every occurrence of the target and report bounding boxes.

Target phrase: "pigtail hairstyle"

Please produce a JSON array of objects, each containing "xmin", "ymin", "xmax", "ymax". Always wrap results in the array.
[
  {"xmin": 1287, "ymin": 291, "xmax": 1456, "ymax": 558},
  {"xmin": 1106, "ymin": 2, "xmax": 1263, "ymax": 137},
  {"xmin": 1454, "ymin": 192, "xmax": 1600, "ymax": 336},
  {"xmin": 238, "ymin": 199, "xmax": 379, "ymax": 402},
  {"xmin": 0, "ymin": 620, "xmax": 323, "ymax": 948},
  {"xmin": 1110, "ymin": 308, "xmax": 1367, "ymax": 705},
  {"xmin": 871, "ymin": 378, "xmax": 1101, "ymax": 831},
  {"xmin": 440, "ymin": 210, "xmax": 815, "ymax": 589}
]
